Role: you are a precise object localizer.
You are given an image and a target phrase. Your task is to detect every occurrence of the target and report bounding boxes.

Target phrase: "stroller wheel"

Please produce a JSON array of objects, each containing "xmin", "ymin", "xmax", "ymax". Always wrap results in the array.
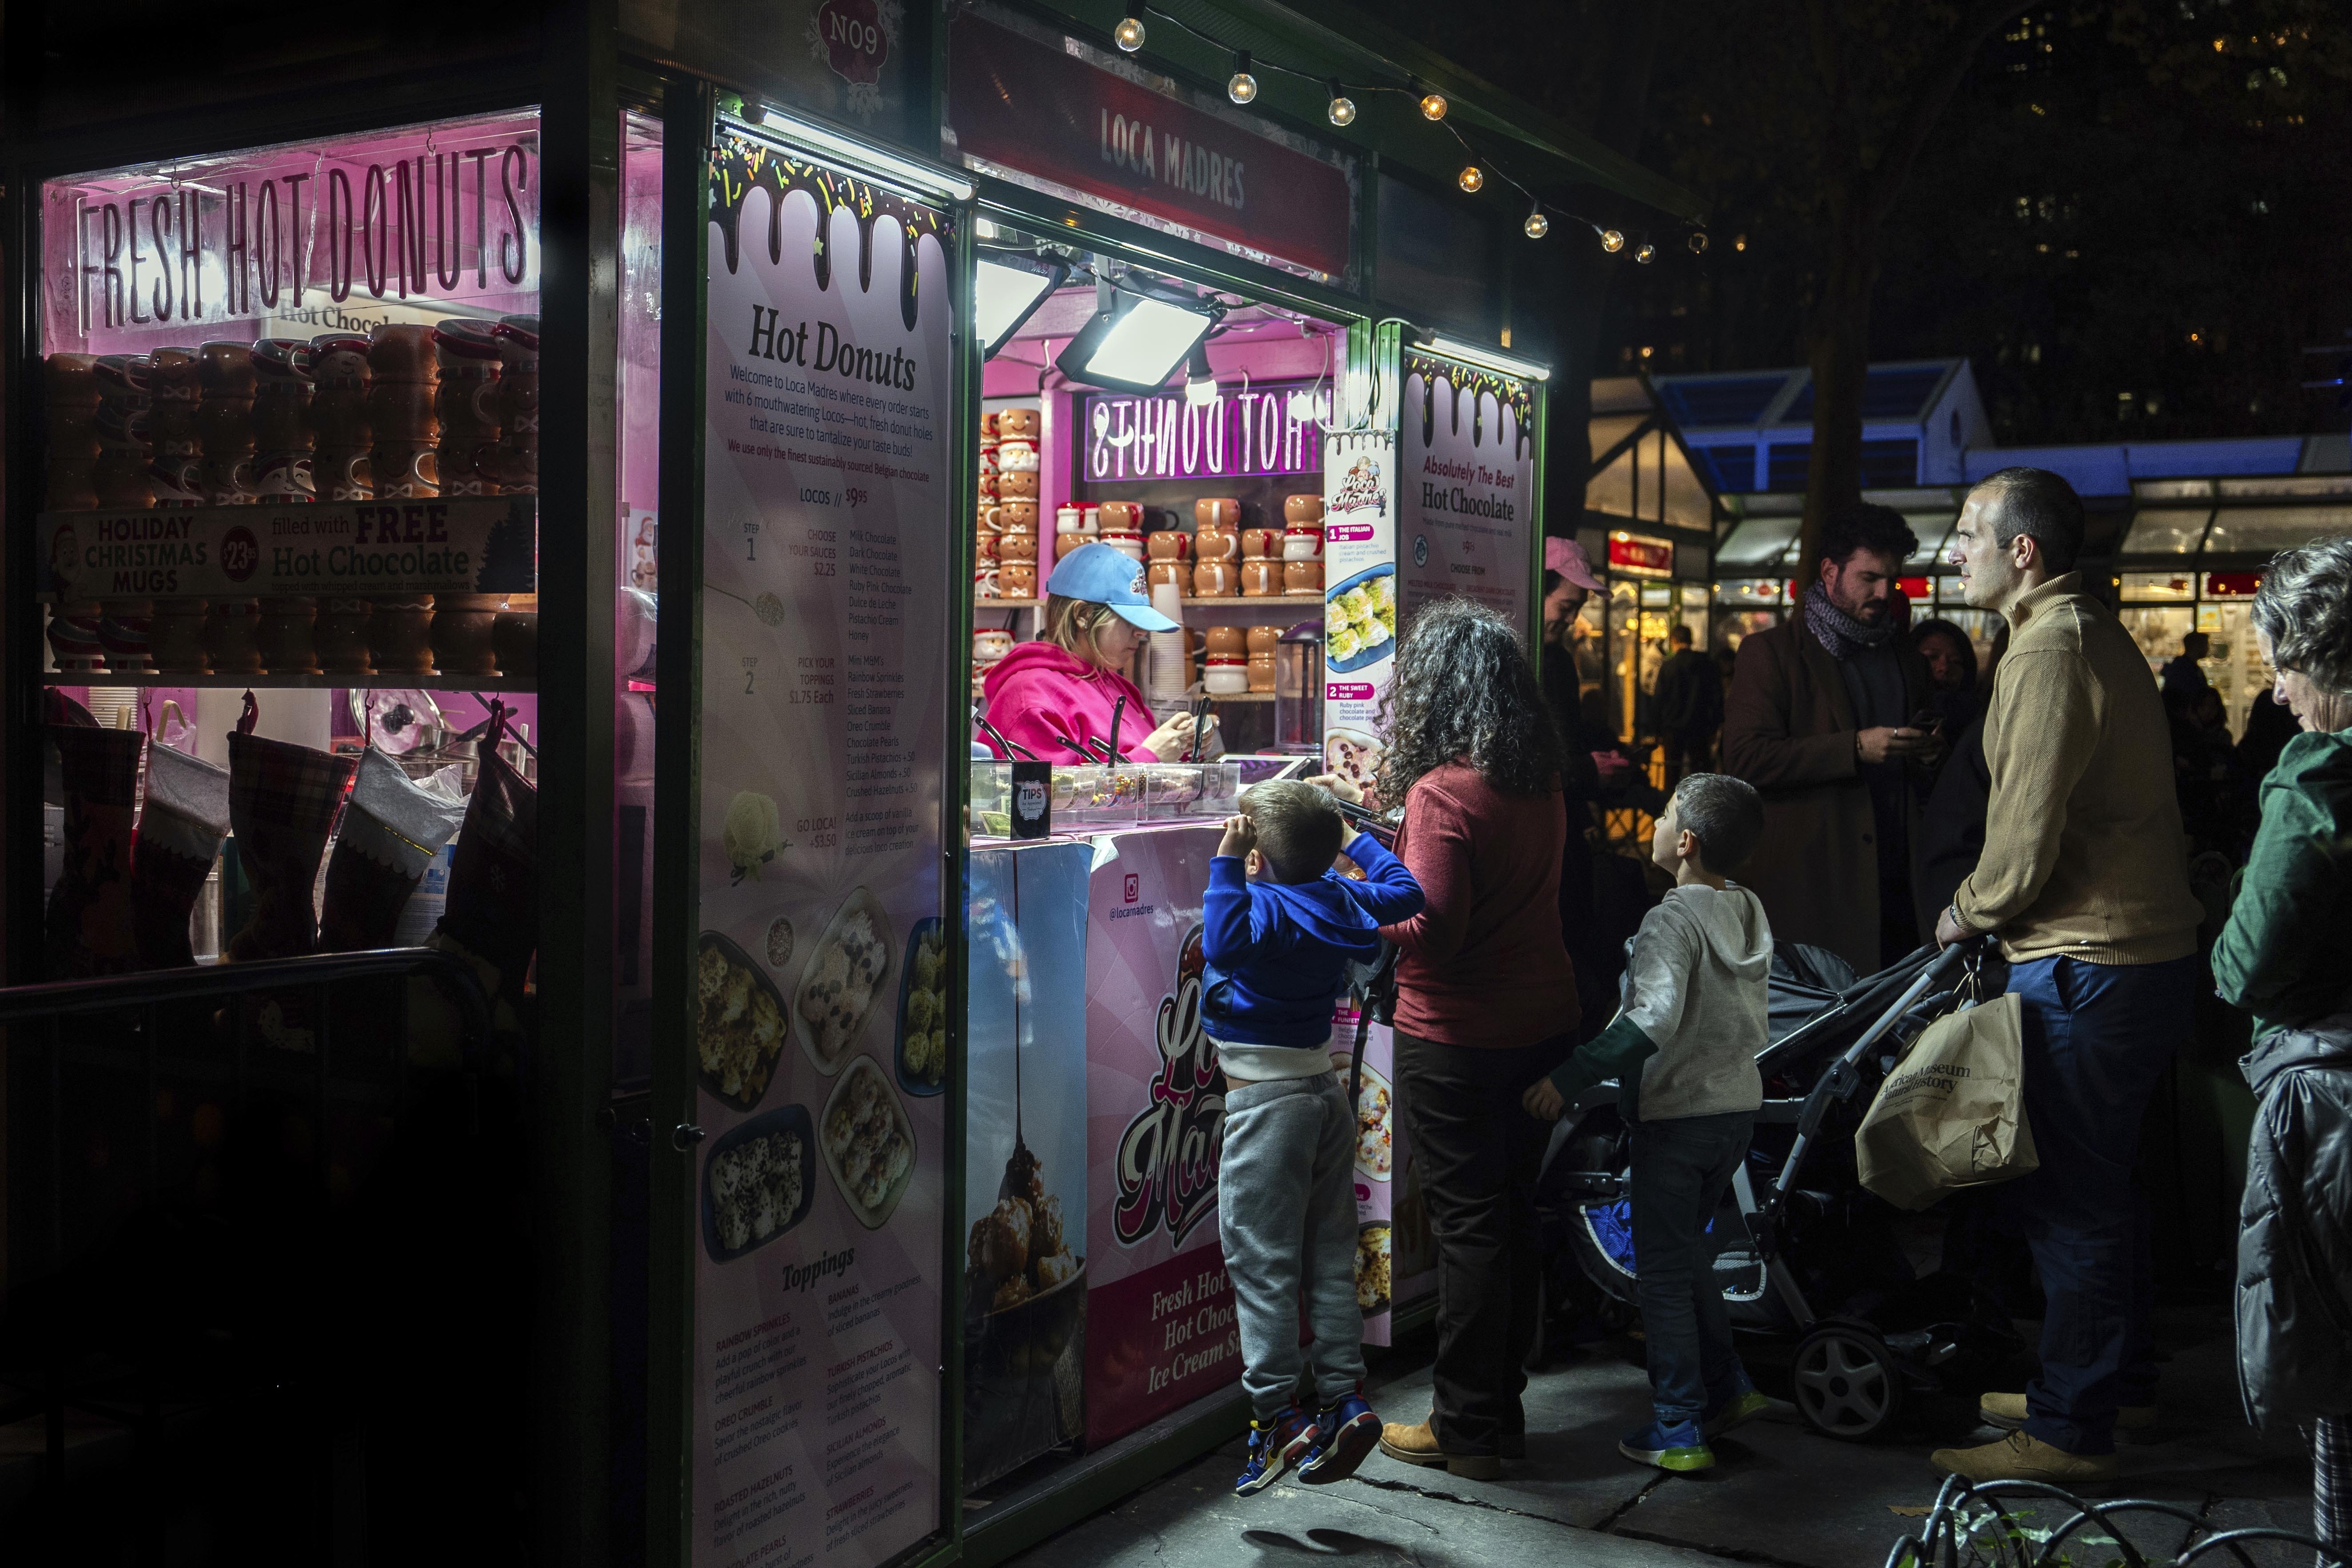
[{"xmin": 1791, "ymin": 1322, "xmax": 1904, "ymax": 1441}]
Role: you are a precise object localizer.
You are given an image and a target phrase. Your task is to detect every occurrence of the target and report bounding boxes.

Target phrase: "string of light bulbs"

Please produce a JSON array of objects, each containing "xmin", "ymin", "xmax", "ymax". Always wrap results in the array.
[{"xmin": 1109, "ymin": 4, "xmax": 1709, "ymax": 260}]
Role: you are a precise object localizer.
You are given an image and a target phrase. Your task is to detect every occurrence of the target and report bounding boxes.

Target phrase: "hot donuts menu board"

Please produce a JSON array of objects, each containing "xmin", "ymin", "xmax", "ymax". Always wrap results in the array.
[
  {"xmin": 690, "ymin": 125, "xmax": 953, "ymax": 1568},
  {"xmin": 1397, "ymin": 354, "xmax": 1535, "ymax": 634}
]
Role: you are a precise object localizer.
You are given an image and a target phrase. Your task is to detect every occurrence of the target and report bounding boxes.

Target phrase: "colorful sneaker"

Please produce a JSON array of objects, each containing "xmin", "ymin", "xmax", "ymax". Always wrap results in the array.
[
  {"xmin": 1619, "ymin": 1419, "xmax": 1715, "ymax": 1472},
  {"xmin": 1235, "ymin": 1406, "xmax": 1318, "ymax": 1496},
  {"xmin": 1298, "ymin": 1392, "xmax": 1380, "ymax": 1484},
  {"xmin": 1703, "ymin": 1388, "xmax": 1772, "ymax": 1440}
]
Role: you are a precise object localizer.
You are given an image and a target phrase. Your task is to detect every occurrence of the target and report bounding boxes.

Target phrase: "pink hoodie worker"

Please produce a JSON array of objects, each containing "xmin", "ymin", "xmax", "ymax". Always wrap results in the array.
[{"xmin": 979, "ymin": 541, "xmax": 1214, "ymax": 764}]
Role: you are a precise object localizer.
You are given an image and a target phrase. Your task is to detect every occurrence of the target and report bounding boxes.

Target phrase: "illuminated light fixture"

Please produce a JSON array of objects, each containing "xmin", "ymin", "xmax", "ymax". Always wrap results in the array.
[
  {"xmin": 1688, "ymin": 231, "xmax": 1710, "ymax": 255},
  {"xmin": 1524, "ymin": 205, "xmax": 1550, "ymax": 239},
  {"xmin": 1636, "ymin": 242, "xmax": 1657, "ymax": 263},
  {"xmin": 732, "ymin": 108, "xmax": 974, "ymax": 202},
  {"xmin": 1184, "ymin": 344, "xmax": 1218, "ymax": 408},
  {"xmin": 1600, "ymin": 229, "xmax": 1626, "ymax": 253},
  {"xmin": 1228, "ymin": 51, "xmax": 1259, "ymax": 105},
  {"xmin": 1055, "ymin": 282, "xmax": 1225, "ymax": 395},
  {"xmin": 1457, "ymin": 164, "xmax": 1485, "ymax": 194},
  {"xmin": 1421, "ymin": 333, "xmax": 1550, "ymax": 383},
  {"xmin": 1326, "ymin": 80, "xmax": 1357, "ymax": 127},
  {"xmin": 1420, "ymin": 90, "xmax": 1449, "ymax": 121},
  {"xmin": 975, "ymin": 248, "xmax": 1070, "ymax": 359},
  {"xmin": 1114, "ymin": 14, "xmax": 1146, "ymax": 51}
]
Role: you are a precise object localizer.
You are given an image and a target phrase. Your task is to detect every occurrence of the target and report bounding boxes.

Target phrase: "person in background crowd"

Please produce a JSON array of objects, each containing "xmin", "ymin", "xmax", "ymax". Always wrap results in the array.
[
  {"xmin": 2162, "ymin": 629, "xmax": 2213, "ymax": 699},
  {"xmin": 1911, "ymin": 617, "xmax": 1980, "ymax": 737},
  {"xmin": 1540, "ymin": 538, "xmax": 1632, "ymax": 1038},
  {"xmin": 1652, "ymin": 625, "xmax": 1725, "ymax": 784},
  {"xmin": 1723, "ymin": 501, "xmax": 1939, "ymax": 974},
  {"xmin": 2209, "ymin": 535, "xmax": 2352, "ymax": 1563},
  {"xmin": 1918, "ymin": 622, "xmax": 2007, "ymax": 924},
  {"xmin": 2239, "ymin": 686, "xmax": 2302, "ymax": 785},
  {"xmin": 2170, "ymin": 684, "xmax": 2258, "ymax": 860},
  {"xmin": 1931, "ymin": 467, "xmax": 2205, "ymax": 1486},
  {"xmin": 1324, "ymin": 598, "xmax": 1574, "ymax": 1480}
]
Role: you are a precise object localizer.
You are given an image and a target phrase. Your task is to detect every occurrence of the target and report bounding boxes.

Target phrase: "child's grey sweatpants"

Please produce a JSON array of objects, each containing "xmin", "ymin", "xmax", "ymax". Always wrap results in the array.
[{"xmin": 1218, "ymin": 1071, "xmax": 1365, "ymax": 1421}]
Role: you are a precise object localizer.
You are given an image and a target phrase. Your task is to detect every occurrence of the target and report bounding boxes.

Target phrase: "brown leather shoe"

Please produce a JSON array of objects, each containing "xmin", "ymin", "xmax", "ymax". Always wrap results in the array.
[
  {"xmin": 1930, "ymin": 1430, "xmax": 2119, "ymax": 1486},
  {"xmin": 1377, "ymin": 1417, "xmax": 1502, "ymax": 1480},
  {"xmin": 1978, "ymin": 1392, "xmax": 2155, "ymax": 1433}
]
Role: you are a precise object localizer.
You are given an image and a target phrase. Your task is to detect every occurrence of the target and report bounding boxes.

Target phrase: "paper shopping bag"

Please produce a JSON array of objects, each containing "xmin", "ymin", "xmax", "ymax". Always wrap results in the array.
[{"xmin": 1855, "ymin": 992, "xmax": 2038, "ymax": 1211}]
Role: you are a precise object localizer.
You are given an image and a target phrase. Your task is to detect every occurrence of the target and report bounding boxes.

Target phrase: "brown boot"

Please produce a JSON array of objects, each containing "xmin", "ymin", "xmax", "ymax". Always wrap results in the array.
[
  {"xmin": 1978, "ymin": 1392, "xmax": 2156, "ymax": 1433},
  {"xmin": 1930, "ymin": 1430, "xmax": 2119, "ymax": 1486},
  {"xmin": 1377, "ymin": 1417, "xmax": 1502, "ymax": 1480}
]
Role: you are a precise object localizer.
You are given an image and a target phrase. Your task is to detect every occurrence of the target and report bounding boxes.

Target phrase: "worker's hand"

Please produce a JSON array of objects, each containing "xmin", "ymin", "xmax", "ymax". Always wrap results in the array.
[
  {"xmin": 1934, "ymin": 903, "xmax": 1973, "ymax": 950},
  {"xmin": 1142, "ymin": 711, "xmax": 1215, "ymax": 761},
  {"xmin": 1305, "ymin": 771, "xmax": 1364, "ymax": 806},
  {"xmin": 1522, "ymin": 1077, "xmax": 1566, "ymax": 1121},
  {"xmin": 1856, "ymin": 725, "xmax": 1935, "ymax": 765},
  {"xmin": 1218, "ymin": 813, "xmax": 1258, "ymax": 861}
]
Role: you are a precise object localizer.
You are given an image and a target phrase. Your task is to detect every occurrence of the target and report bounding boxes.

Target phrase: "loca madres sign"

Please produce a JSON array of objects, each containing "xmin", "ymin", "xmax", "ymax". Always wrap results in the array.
[
  {"xmin": 1082, "ymin": 381, "xmax": 1326, "ymax": 484},
  {"xmin": 1114, "ymin": 923, "xmax": 1223, "ymax": 1247}
]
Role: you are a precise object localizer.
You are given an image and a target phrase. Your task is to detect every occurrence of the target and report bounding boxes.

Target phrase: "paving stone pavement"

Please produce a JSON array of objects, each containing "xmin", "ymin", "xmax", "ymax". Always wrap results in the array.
[{"xmin": 1003, "ymin": 1300, "xmax": 2318, "ymax": 1568}]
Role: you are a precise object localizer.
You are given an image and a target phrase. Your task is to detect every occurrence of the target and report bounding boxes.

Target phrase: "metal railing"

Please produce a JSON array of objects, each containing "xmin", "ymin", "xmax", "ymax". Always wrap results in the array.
[{"xmin": 1, "ymin": 947, "xmax": 499, "ymax": 1564}]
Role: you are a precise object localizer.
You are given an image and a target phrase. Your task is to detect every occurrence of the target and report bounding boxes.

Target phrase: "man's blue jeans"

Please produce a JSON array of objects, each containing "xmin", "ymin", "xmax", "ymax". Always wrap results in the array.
[
  {"xmin": 1629, "ymin": 1109, "xmax": 1757, "ymax": 1428},
  {"xmin": 2001, "ymin": 953, "xmax": 2198, "ymax": 1455}
]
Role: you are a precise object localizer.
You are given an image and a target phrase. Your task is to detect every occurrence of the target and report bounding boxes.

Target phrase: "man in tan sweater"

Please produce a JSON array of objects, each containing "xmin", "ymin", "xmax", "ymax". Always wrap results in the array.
[{"xmin": 1929, "ymin": 467, "xmax": 2204, "ymax": 1485}]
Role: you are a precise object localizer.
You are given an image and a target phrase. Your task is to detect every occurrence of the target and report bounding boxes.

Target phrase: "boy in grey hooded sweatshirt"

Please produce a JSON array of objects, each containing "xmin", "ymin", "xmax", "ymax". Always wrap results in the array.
[{"xmin": 1525, "ymin": 773, "xmax": 1773, "ymax": 1473}]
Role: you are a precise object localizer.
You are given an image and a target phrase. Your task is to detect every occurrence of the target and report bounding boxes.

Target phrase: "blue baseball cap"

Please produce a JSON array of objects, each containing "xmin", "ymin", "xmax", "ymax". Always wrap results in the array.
[{"xmin": 1046, "ymin": 541, "xmax": 1179, "ymax": 631}]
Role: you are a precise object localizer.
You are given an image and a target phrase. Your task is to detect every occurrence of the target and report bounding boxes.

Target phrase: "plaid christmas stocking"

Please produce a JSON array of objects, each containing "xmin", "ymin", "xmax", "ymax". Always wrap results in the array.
[
  {"xmin": 318, "ymin": 749, "xmax": 466, "ymax": 952},
  {"xmin": 46, "ymin": 724, "xmax": 145, "ymax": 979},
  {"xmin": 225, "ymin": 705, "xmax": 357, "ymax": 962},
  {"xmin": 129, "ymin": 742, "xmax": 232, "ymax": 969}
]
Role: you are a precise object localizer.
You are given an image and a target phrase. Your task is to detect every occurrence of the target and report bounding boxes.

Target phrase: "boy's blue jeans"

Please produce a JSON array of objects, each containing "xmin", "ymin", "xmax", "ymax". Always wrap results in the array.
[{"xmin": 1629, "ymin": 1109, "xmax": 1756, "ymax": 1428}]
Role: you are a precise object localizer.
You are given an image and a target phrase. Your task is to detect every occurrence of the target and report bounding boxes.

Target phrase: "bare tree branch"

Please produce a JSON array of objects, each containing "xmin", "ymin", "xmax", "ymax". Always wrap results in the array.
[{"xmin": 1864, "ymin": 0, "xmax": 2041, "ymax": 221}]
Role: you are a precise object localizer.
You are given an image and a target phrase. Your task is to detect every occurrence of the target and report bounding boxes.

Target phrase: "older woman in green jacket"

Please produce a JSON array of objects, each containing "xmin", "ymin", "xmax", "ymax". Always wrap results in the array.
[{"xmin": 2212, "ymin": 534, "xmax": 2352, "ymax": 1562}]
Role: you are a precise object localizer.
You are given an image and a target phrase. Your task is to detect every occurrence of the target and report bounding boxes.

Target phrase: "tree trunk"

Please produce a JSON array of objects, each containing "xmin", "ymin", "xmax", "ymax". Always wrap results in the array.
[{"xmin": 1797, "ymin": 208, "xmax": 1878, "ymax": 591}]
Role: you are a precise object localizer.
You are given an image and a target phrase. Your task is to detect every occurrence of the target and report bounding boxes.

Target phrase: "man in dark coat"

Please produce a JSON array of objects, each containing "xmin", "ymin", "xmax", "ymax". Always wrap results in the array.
[
  {"xmin": 1651, "ymin": 624, "xmax": 1723, "ymax": 784},
  {"xmin": 1722, "ymin": 502, "xmax": 1938, "ymax": 974}
]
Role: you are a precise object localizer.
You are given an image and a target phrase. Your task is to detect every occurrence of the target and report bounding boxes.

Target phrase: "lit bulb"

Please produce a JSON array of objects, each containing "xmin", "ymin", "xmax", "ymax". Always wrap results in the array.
[
  {"xmin": 1600, "ymin": 229, "xmax": 1626, "ymax": 253},
  {"xmin": 1114, "ymin": 15, "xmax": 1146, "ymax": 51},
  {"xmin": 1688, "ymin": 231, "xmax": 1710, "ymax": 255},
  {"xmin": 1524, "ymin": 208, "xmax": 1550, "ymax": 239},
  {"xmin": 1457, "ymin": 165, "xmax": 1484, "ymax": 194},
  {"xmin": 1636, "ymin": 242, "xmax": 1657, "ymax": 263},
  {"xmin": 1326, "ymin": 80, "xmax": 1356, "ymax": 127},
  {"xmin": 1186, "ymin": 372, "xmax": 1218, "ymax": 409},
  {"xmin": 1228, "ymin": 52, "xmax": 1258, "ymax": 104},
  {"xmin": 1420, "ymin": 91, "xmax": 1449, "ymax": 121}
]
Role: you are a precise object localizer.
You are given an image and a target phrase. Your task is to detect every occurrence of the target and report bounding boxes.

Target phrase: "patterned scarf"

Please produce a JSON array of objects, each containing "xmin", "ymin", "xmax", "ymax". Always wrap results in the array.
[{"xmin": 1803, "ymin": 585, "xmax": 1898, "ymax": 661}]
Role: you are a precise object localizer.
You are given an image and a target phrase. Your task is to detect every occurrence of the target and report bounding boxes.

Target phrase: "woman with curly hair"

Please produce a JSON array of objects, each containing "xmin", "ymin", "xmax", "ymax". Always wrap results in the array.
[
  {"xmin": 1324, "ymin": 596, "xmax": 1576, "ymax": 1478},
  {"xmin": 2214, "ymin": 536, "xmax": 2352, "ymax": 1560}
]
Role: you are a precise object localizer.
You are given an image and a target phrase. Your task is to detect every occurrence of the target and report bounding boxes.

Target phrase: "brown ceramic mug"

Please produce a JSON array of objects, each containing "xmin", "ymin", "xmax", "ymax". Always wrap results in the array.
[
  {"xmin": 1194, "ymin": 497, "xmax": 1242, "ymax": 529},
  {"xmin": 1146, "ymin": 530, "xmax": 1191, "ymax": 561},
  {"xmin": 999, "ymin": 562, "xmax": 1039, "ymax": 598},
  {"xmin": 1148, "ymin": 560, "xmax": 1193, "ymax": 595},
  {"xmin": 1241, "ymin": 528, "xmax": 1281, "ymax": 560},
  {"xmin": 1205, "ymin": 625, "xmax": 1247, "ymax": 657},
  {"xmin": 1284, "ymin": 493, "xmax": 1326, "ymax": 525},
  {"xmin": 999, "ymin": 532, "xmax": 1039, "ymax": 563},
  {"xmin": 1241, "ymin": 559, "xmax": 1280, "ymax": 597},
  {"xmin": 1193, "ymin": 558, "xmax": 1239, "ymax": 597},
  {"xmin": 1283, "ymin": 560, "xmax": 1324, "ymax": 593}
]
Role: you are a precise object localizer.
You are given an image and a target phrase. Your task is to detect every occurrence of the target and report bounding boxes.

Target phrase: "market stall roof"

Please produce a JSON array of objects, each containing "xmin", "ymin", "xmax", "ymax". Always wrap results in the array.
[
  {"xmin": 1586, "ymin": 376, "xmax": 1721, "ymax": 536},
  {"xmin": 1715, "ymin": 489, "xmax": 1967, "ymax": 577},
  {"xmin": 1035, "ymin": 1, "xmax": 1707, "ymax": 222}
]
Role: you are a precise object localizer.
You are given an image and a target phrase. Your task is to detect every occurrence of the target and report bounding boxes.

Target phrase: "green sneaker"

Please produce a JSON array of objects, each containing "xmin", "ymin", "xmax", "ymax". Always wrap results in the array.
[
  {"xmin": 1704, "ymin": 1389, "xmax": 1772, "ymax": 1440},
  {"xmin": 1619, "ymin": 1419, "xmax": 1715, "ymax": 1472}
]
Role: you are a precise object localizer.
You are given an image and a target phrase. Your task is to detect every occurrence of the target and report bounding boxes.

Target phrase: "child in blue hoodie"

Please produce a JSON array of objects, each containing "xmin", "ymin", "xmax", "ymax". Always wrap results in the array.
[{"xmin": 1205, "ymin": 780, "xmax": 1424, "ymax": 1497}]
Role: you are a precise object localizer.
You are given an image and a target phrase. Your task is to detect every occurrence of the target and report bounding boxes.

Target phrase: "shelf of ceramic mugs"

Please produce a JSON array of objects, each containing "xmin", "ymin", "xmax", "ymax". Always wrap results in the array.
[
  {"xmin": 38, "ymin": 328, "xmax": 543, "ymax": 687},
  {"xmin": 37, "ymin": 670, "xmax": 537, "ymax": 692},
  {"xmin": 39, "ymin": 590, "xmax": 540, "ymax": 687}
]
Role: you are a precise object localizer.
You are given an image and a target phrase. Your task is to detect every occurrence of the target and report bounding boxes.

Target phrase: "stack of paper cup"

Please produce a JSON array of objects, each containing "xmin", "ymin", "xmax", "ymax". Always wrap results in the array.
[{"xmin": 1146, "ymin": 581, "xmax": 1190, "ymax": 709}]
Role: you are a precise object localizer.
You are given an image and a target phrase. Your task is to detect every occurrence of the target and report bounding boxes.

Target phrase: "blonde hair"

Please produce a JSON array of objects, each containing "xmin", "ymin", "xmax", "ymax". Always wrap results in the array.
[{"xmin": 1044, "ymin": 593, "xmax": 1116, "ymax": 662}]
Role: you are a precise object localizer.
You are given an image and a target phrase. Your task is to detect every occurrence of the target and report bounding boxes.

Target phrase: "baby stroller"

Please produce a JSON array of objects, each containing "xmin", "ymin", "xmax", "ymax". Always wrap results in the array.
[{"xmin": 1538, "ymin": 936, "xmax": 2021, "ymax": 1441}]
